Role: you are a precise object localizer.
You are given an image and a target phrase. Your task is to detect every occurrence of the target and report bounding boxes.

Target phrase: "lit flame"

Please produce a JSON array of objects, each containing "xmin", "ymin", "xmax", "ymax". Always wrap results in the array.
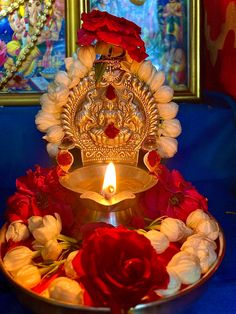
[{"xmin": 102, "ymin": 162, "xmax": 116, "ymax": 200}]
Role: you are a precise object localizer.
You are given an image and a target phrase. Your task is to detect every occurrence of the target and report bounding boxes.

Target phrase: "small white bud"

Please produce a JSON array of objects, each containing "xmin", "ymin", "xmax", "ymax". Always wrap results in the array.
[
  {"xmin": 167, "ymin": 251, "xmax": 201, "ymax": 285},
  {"xmin": 41, "ymin": 239, "xmax": 62, "ymax": 261},
  {"xmin": 195, "ymin": 219, "xmax": 219, "ymax": 241},
  {"xmin": 3, "ymin": 246, "xmax": 37, "ymax": 272},
  {"xmin": 144, "ymin": 230, "xmax": 169, "ymax": 254},
  {"xmin": 160, "ymin": 217, "xmax": 192, "ymax": 242},
  {"xmin": 6, "ymin": 221, "xmax": 30, "ymax": 242},
  {"xmin": 14, "ymin": 265, "xmax": 41, "ymax": 289},
  {"xmin": 64, "ymin": 250, "xmax": 79, "ymax": 279},
  {"xmin": 48, "ymin": 277, "xmax": 83, "ymax": 304},
  {"xmin": 156, "ymin": 269, "xmax": 181, "ymax": 296},
  {"xmin": 186, "ymin": 209, "xmax": 210, "ymax": 229}
]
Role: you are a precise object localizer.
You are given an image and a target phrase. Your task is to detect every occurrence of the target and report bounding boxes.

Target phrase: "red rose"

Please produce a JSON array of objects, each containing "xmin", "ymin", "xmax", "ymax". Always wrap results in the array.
[
  {"xmin": 77, "ymin": 10, "xmax": 148, "ymax": 62},
  {"xmin": 72, "ymin": 227, "xmax": 169, "ymax": 312},
  {"xmin": 79, "ymin": 222, "xmax": 114, "ymax": 241},
  {"xmin": 6, "ymin": 166, "xmax": 77, "ymax": 233},
  {"xmin": 143, "ymin": 165, "xmax": 208, "ymax": 221},
  {"xmin": 6, "ymin": 192, "xmax": 41, "ymax": 223}
]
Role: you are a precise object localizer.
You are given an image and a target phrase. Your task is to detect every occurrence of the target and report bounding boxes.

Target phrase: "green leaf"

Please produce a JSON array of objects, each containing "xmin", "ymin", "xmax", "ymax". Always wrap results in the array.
[{"xmin": 95, "ymin": 62, "xmax": 106, "ymax": 85}]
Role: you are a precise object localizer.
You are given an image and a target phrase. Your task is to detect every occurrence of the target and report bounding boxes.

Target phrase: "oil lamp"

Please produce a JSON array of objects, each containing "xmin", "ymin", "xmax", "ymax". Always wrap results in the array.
[
  {"xmin": 60, "ymin": 162, "xmax": 157, "ymax": 226},
  {"xmin": 58, "ymin": 59, "xmax": 161, "ymax": 225}
]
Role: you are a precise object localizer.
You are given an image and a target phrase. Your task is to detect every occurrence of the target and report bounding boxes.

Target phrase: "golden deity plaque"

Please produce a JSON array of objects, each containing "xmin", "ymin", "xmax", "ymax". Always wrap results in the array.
[{"xmin": 61, "ymin": 59, "xmax": 160, "ymax": 166}]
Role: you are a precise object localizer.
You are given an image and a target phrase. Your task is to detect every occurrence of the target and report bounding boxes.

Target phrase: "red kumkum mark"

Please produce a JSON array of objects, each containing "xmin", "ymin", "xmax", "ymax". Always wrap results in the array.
[
  {"xmin": 106, "ymin": 85, "xmax": 116, "ymax": 100},
  {"xmin": 104, "ymin": 123, "xmax": 120, "ymax": 139}
]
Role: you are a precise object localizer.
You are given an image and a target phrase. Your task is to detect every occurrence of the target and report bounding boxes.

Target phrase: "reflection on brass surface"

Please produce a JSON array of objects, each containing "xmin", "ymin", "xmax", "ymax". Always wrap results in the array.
[
  {"xmin": 59, "ymin": 164, "xmax": 157, "ymax": 225},
  {"xmin": 59, "ymin": 164, "xmax": 157, "ymax": 198},
  {"xmin": 61, "ymin": 61, "xmax": 159, "ymax": 165}
]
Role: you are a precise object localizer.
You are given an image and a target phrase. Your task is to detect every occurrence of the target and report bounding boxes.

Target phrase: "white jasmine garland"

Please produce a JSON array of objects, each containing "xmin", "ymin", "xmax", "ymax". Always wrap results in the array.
[
  {"xmin": 154, "ymin": 85, "xmax": 174, "ymax": 103},
  {"xmin": 156, "ymin": 136, "xmax": 178, "ymax": 158},
  {"xmin": 28, "ymin": 216, "xmax": 43, "ymax": 232},
  {"xmin": 6, "ymin": 220, "xmax": 30, "ymax": 243},
  {"xmin": 130, "ymin": 59, "xmax": 142, "ymax": 74},
  {"xmin": 64, "ymin": 250, "xmax": 79, "ymax": 279},
  {"xmin": 149, "ymin": 70, "xmax": 165, "ymax": 92},
  {"xmin": 35, "ymin": 110, "xmax": 61, "ymax": 133},
  {"xmin": 36, "ymin": 43, "xmax": 181, "ymax": 160},
  {"xmin": 54, "ymin": 71, "xmax": 71, "ymax": 87},
  {"xmin": 14, "ymin": 265, "xmax": 41, "ymax": 289},
  {"xmin": 144, "ymin": 230, "xmax": 169, "ymax": 254},
  {"xmin": 3, "ymin": 246, "xmax": 39, "ymax": 273},
  {"xmin": 43, "ymin": 125, "xmax": 64, "ymax": 144},
  {"xmin": 157, "ymin": 102, "xmax": 179, "ymax": 120},
  {"xmin": 28, "ymin": 213, "xmax": 62, "ymax": 245},
  {"xmin": 160, "ymin": 217, "xmax": 192, "ymax": 242},
  {"xmin": 77, "ymin": 45, "xmax": 96, "ymax": 69},
  {"xmin": 181, "ymin": 234, "xmax": 217, "ymax": 251},
  {"xmin": 40, "ymin": 94, "xmax": 61, "ymax": 114},
  {"xmin": 67, "ymin": 58, "xmax": 89, "ymax": 89},
  {"xmin": 41, "ymin": 239, "xmax": 63, "ymax": 261},
  {"xmin": 182, "ymin": 245, "xmax": 217, "ymax": 274},
  {"xmin": 155, "ymin": 269, "xmax": 181, "ymax": 296},
  {"xmin": 146, "ymin": 66, "xmax": 157, "ymax": 85},
  {"xmin": 137, "ymin": 60, "xmax": 153, "ymax": 82},
  {"xmin": 195, "ymin": 219, "xmax": 219, "ymax": 241},
  {"xmin": 186, "ymin": 209, "xmax": 211, "ymax": 229},
  {"xmin": 47, "ymin": 82, "xmax": 70, "ymax": 104},
  {"xmin": 158, "ymin": 119, "xmax": 182, "ymax": 138},
  {"xmin": 46, "ymin": 142, "xmax": 59, "ymax": 157},
  {"xmin": 48, "ymin": 277, "xmax": 84, "ymax": 304},
  {"xmin": 181, "ymin": 234, "xmax": 218, "ymax": 274},
  {"xmin": 64, "ymin": 56, "xmax": 74, "ymax": 71},
  {"xmin": 167, "ymin": 251, "xmax": 201, "ymax": 285}
]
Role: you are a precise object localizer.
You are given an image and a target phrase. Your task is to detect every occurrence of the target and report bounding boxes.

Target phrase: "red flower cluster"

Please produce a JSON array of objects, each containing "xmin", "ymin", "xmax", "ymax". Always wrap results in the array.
[
  {"xmin": 6, "ymin": 166, "xmax": 77, "ymax": 233},
  {"xmin": 143, "ymin": 165, "xmax": 208, "ymax": 221},
  {"xmin": 72, "ymin": 226, "xmax": 169, "ymax": 312},
  {"xmin": 77, "ymin": 10, "xmax": 148, "ymax": 62}
]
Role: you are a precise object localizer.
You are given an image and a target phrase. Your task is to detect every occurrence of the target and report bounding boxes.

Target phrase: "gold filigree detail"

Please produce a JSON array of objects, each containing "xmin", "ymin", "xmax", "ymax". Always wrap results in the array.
[{"xmin": 62, "ymin": 61, "xmax": 160, "ymax": 165}]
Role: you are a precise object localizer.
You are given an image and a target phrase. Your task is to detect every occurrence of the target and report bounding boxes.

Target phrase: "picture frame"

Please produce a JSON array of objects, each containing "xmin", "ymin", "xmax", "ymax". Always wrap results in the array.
[
  {"xmin": 0, "ymin": 0, "xmax": 81, "ymax": 106},
  {"xmin": 84, "ymin": 0, "xmax": 201, "ymax": 101}
]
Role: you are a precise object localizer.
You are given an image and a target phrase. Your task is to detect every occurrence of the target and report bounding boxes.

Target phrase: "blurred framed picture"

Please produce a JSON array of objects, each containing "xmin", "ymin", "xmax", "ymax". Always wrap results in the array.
[
  {"xmin": 0, "ymin": 0, "xmax": 80, "ymax": 105},
  {"xmin": 86, "ymin": 0, "xmax": 201, "ymax": 101}
]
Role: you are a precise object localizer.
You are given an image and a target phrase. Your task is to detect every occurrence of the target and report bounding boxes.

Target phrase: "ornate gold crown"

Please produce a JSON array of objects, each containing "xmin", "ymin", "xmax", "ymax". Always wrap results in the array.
[{"xmin": 61, "ymin": 59, "xmax": 160, "ymax": 166}]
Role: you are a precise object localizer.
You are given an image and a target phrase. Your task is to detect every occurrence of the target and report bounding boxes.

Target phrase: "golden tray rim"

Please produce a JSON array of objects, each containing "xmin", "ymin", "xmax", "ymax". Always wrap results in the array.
[{"xmin": 0, "ymin": 216, "xmax": 226, "ymax": 313}]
